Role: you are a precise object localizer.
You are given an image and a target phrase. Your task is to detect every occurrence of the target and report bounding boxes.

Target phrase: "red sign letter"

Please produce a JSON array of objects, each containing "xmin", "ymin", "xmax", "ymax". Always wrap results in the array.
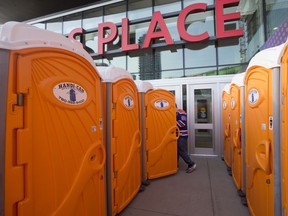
[
  {"xmin": 215, "ymin": 0, "xmax": 244, "ymax": 39},
  {"xmin": 178, "ymin": 3, "xmax": 209, "ymax": 42},
  {"xmin": 98, "ymin": 22, "xmax": 118, "ymax": 55},
  {"xmin": 68, "ymin": 28, "xmax": 85, "ymax": 46},
  {"xmin": 122, "ymin": 18, "xmax": 139, "ymax": 52},
  {"xmin": 142, "ymin": 11, "xmax": 174, "ymax": 48}
]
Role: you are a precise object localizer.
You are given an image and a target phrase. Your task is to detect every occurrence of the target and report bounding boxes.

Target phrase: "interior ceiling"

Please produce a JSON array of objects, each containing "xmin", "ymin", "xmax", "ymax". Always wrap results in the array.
[{"xmin": 0, "ymin": 0, "xmax": 105, "ymax": 24}]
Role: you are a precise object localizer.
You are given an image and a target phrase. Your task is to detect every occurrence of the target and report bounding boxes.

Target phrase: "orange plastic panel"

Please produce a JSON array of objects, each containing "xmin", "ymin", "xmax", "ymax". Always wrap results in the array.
[
  {"xmin": 144, "ymin": 89, "xmax": 178, "ymax": 179},
  {"xmin": 230, "ymin": 84, "xmax": 242, "ymax": 190},
  {"xmin": 111, "ymin": 79, "xmax": 141, "ymax": 214},
  {"xmin": 245, "ymin": 66, "xmax": 274, "ymax": 216},
  {"xmin": 222, "ymin": 90, "xmax": 231, "ymax": 168},
  {"xmin": 5, "ymin": 48, "xmax": 106, "ymax": 216},
  {"xmin": 282, "ymin": 45, "xmax": 288, "ymax": 214}
]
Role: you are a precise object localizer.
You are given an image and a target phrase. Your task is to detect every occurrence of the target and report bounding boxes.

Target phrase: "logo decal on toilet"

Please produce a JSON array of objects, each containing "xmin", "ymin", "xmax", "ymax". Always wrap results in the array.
[
  {"xmin": 154, "ymin": 100, "xmax": 169, "ymax": 109},
  {"xmin": 248, "ymin": 88, "xmax": 259, "ymax": 105},
  {"xmin": 123, "ymin": 96, "xmax": 134, "ymax": 109},
  {"xmin": 53, "ymin": 82, "xmax": 87, "ymax": 105},
  {"xmin": 223, "ymin": 100, "xmax": 227, "ymax": 109},
  {"xmin": 231, "ymin": 97, "xmax": 235, "ymax": 109}
]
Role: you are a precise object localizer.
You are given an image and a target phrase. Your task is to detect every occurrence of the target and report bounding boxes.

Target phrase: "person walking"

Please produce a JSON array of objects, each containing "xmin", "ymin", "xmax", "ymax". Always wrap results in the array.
[{"xmin": 176, "ymin": 105, "xmax": 196, "ymax": 173}]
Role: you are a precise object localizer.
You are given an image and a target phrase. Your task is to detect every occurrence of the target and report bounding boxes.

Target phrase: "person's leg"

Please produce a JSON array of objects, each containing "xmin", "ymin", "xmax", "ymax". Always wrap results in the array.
[{"xmin": 177, "ymin": 136, "xmax": 194, "ymax": 167}]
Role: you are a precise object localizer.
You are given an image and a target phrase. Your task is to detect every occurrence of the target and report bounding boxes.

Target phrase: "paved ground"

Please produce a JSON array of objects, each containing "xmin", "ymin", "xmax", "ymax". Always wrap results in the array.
[{"xmin": 119, "ymin": 156, "xmax": 251, "ymax": 216}]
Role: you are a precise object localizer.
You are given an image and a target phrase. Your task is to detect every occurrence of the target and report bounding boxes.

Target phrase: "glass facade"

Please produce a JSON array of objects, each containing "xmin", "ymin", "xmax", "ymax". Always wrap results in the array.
[{"xmin": 29, "ymin": 0, "xmax": 288, "ymax": 80}]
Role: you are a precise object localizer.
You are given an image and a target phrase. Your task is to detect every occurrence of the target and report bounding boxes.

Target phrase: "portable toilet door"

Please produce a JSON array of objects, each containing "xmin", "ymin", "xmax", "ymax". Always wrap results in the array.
[
  {"xmin": 0, "ymin": 22, "xmax": 106, "ymax": 216},
  {"xmin": 135, "ymin": 80, "xmax": 153, "ymax": 184},
  {"xmin": 136, "ymin": 81, "xmax": 178, "ymax": 180},
  {"xmin": 281, "ymin": 40, "xmax": 288, "ymax": 215},
  {"xmin": 222, "ymin": 84, "xmax": 232, "ymax": 169},
  {"xmin": 98, "ymin": 66, "xmax": 141, "ymax": 216},
  {"xmin": 230, "ymin": 72, "xmax": 246, "ymax": 196},
  {"xmin": 245, "ymin": 44, "xmax": 284, "ymax": 216}
]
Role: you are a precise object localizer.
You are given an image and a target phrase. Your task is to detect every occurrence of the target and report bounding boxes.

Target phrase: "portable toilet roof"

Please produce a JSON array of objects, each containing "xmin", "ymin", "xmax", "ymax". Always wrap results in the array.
[
  {"xmin": 135, "ymin": 80, "xmax": 154, "ymax": 93},
  {"xmin": 231, "ymin": 72, "xmax": 246, "ymax": 87},
  {"xmin": 0, "ymin": 22, "xmax": 96, "ymax": 69},
  {"xmin": 247, "ymin": 42, "xmax": 286, "ymax": 70},
  {"xmin": 223, "ymin": 83, "xmax": 231, "ymax": 94},
  {"xmin": 97, "ymin": 66, "xmax": 133, "ymax": 82}
]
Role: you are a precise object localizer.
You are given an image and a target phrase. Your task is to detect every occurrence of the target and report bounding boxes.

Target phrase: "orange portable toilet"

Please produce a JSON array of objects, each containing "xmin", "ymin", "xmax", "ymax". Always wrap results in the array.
[
  {"xmin": 222, "ymin": 83, "xmax": 232, "ymax": 170},
  {"xmin": 0, "ymin": 22, "xmax": 106, "ymax": 216},
  {"xmin": 97, "ymin": 66, "xmax": 141, "ymax": 216},
  {"xmin": 245, "ymin": 44, "xmax": 285, "ymax": 216},
  {"xmin": 229, "ymin": 72, "xmax": 246, "ymax": 197},
  {"xmin": 135, "ymin": 80, "xmax": 178, "ymax": 181},
  {"xmin": 281, "ymin": 40, "xmax": 288, "ymax": 215}
]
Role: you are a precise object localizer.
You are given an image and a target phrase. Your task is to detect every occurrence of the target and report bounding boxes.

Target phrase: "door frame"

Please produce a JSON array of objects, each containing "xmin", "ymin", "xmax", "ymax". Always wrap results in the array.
[{"xmin": 149, "ymin": 74, "xmax": 234, "ymax": 156}]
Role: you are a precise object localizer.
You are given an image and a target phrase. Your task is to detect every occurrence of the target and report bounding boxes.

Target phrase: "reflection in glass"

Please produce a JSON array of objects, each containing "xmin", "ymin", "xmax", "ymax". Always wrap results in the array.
[
  {"xmin": 84, "ymin": 32, "xmax": 98, "ymax": 54},
  {"xmin": 47, "ymin": 18, "xmax": 63, "ymax": 34},
  {"xmin": 194, "ymin": 89, "xmax": 212, "ymax": 124},
  {"xmin": 63, "ymin": 13, "xmax": 82, "ymax": 35},
  {"xmin": 104, "ymin": 1, "xmax": 126, "ymax": 23},
  {"xmin": 195, "ymin": 129, "xmax": 213, "ymax": 148},
  {"xmin": 128, "ymin": 0, "xmax": 152, "ymax": 20},
  {"xmin": 218, "ymin": 34, "xmax": 241, "ymax": 65},
  {"xmin": 185, "ymin": 67, "xmax": 217, "ymax": 77},
  {"xmin": 156, "ymin": 47, "xmax": 183, "ymax": 70},
  {"xmin": 154, "ymin": 0, "xmax": 181, "ymax": 14},
  {"xmin": 83, "ymin": 8, "xmax": 102, "ymax": 30},
  {"xmin": 183, "ymin": 0, "xmax": 214, "ymax": 7},
  {"xmin": 185, "ymin": 42, "xmax": 216, "ymax": 68}
]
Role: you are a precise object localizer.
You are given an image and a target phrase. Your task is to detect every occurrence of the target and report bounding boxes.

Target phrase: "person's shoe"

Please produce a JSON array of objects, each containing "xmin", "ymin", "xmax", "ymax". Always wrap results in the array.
[{"xmin": 186, "ymin": 164, "xmax": 196, "ymax": 173}]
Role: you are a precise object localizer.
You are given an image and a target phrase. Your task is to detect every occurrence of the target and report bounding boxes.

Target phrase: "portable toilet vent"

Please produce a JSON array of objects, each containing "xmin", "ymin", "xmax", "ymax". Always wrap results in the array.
[
  {"xmin": 0, "ymin": 22, "xmax": 106, "ymax": 216},
  {"xmin": 244, "ymin": 43, "xmax": 285, "ymax": 216},
  {"xmin": 97, "ymin": 66, "xmax": 141, "ymax": 216}
]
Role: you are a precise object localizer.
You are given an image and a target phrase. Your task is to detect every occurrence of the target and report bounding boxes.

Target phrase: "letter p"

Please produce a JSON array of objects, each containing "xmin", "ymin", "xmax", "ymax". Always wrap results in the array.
[{"xmin": 98, "ymin": 22, "xmax": 118, "ymax": 55}]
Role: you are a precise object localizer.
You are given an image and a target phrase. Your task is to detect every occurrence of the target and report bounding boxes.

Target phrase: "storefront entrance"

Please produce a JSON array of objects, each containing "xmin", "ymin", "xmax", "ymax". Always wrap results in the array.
[{"xmin": 149, "ymin": 75, "xmax": 233, "ymax": 156}]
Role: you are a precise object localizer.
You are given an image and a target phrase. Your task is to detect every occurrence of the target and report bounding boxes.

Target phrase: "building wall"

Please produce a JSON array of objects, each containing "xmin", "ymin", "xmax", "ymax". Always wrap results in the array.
[{"xmin": 28, "ymin": 0, "xmax": 288, "ymax": 80}]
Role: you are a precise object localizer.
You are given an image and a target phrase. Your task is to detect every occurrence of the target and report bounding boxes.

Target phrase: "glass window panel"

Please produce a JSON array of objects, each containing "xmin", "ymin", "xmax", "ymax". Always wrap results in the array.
[
  {"xmin": 194, "ymin": 89, "xmax": 212, "ymax": 124},
  {"xmin": 184, "ymin": 41, "xmax": 216, "ymax": 68},
  {"xmin": 84, "ymin": 32, "xmax": 98, "ymax": 54},
  {"xmin": 266, "ymin": 0, "xmax": 288, "ymax": 38},
  {"xmin": 184, "ymin": 10, "xmax": 215, "ymax": 37},
  {"xmin": 128, "ymin": 0, "xmax": 152, "ymax": 20},
  {"xmin": 63, "ymin": 13, "xmax": 82, "ymax": 35},
  {"xmin": 155, "ymin": 47, "xmax": 183, "ymax": 70},
  {"xmin": 185, "ymin": 67, "xmax": 217, "ymax": 77},
  {"xmin": 33, "ymin": 23, "xmax": 45, "ymax": 29},
  {"xmin": 127, "ymin": 55, "xmax": 140, "ymax": 73},
  {"xmin": 218, "ymin": 37, "xmax": 241, "ymax": 65},
  {"xmin": 161, "ymin": 69, "xmax": 184, "ymax": 79},
  {"xmin": 83, "ymin": 8, "xmax": 103, "ymax": 30},
  {"xmin": 104, "ymin": 1, "xmax": 126, "ymax": 23},
  {"xmin": 108, "ymin": 55, "xmax": 127, "ymax": 70},
  {"xmin": 154, "ymin": 0, "xmax": 181, "ymax": 14},
  {"xmin": 184, "ymin": 0, "xmax": 214, "ymax": 7},
  {"xmin": 195, "ymin": 129, "xmax": 213, "ymax": 148},
  {"xmin": 132, "ymin": 22, "xmax": 149, "ymax": 46},
  {"xmin": 46, "ymin": 18, "xmax": 63, "ymax": 34},
  {"xmin": 217, "ymin": 65, "xmax": 245, "ymax": 75}
]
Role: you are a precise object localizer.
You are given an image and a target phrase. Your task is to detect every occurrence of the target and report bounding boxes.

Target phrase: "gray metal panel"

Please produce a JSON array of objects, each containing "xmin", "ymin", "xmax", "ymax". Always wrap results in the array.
[
  {"xmin": 240, "ymin": 86, "xmax": 246, "ymax": 195},
  {"xmin": 0, "ymin": 50, "xmax": 9, "ymax": 216},
  {"xmin": 140, "ymin": 93, "xmax": 147, "ymax": 183},
  {"xmin": 272, "ymin": 67, "xmax": 282, "ymax": 216},
  {"xmin": 105, "ymin": 83, "xmax": 113, "ymax": 216}
]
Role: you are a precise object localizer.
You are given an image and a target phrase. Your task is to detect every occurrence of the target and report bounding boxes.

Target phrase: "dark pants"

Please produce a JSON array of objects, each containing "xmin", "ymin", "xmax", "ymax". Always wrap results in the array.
[{"xmin": 177, "ymin": 136, "xmax": 194, "ymax": 167}]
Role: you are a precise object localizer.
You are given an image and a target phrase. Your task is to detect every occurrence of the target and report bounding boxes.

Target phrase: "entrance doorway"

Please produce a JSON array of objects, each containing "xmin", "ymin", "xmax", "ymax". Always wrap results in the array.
[
  {"xmin": 149, "ymin": 75, "xmax": 233, "ymax": 156},
  {"xmin": 188, "ymin": 85, "xmax": 214, "ymax": 155}
]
